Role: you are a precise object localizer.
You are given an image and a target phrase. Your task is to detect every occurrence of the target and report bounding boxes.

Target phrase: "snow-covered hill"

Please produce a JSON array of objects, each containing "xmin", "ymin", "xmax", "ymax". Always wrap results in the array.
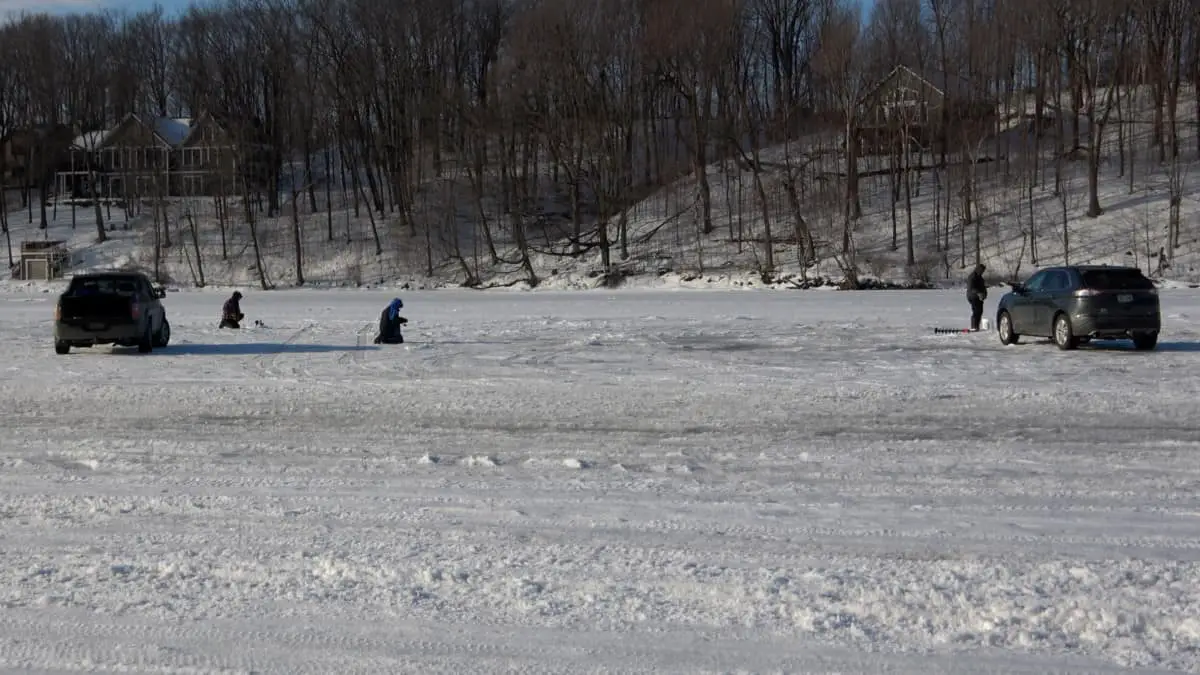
[{"xmin": 3, "ymin": 86, "xmax": 1199, "ymax": 291}]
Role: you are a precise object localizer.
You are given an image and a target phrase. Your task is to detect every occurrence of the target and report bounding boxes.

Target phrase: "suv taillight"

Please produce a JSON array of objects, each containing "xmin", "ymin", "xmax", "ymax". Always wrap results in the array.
[
  {"xmin": 1076, "ymin": 287, "xmax": 1156, "ymax": 297},
  {"xmin": 54, "ymin": 303, "xmax": 61, "ymax": 320},
  {"xmin": 130, "ymin": 302, "xmax": 140, "ymax": 320}
]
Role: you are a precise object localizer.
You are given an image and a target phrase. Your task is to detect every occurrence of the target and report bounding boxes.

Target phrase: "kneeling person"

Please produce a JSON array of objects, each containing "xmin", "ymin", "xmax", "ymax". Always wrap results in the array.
[
  {"xmin": 374, "ymin": 297, "xmax": 407, "ymax": 344},
  {"xmin": 220, "ymin": 291, "xmax": 245, "ymax": 329}
]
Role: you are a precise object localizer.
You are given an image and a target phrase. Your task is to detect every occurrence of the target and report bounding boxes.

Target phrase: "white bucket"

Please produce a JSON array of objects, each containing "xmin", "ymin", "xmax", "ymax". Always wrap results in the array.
[{"xmin": 980, "ymin": 318, "xmax": 991, "ymax": 331}]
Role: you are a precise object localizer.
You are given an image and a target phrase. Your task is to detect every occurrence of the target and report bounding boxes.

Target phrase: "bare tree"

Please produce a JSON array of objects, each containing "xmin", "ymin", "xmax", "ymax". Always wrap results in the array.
[
  {"xmin": 0, "ymin": 29, "xmax": 17, "ymax": 271},
  {"xmin": 752, "ymin": 0, "xmax": 820, "ymax": 119},
  {"xmin": 1073, "ymin": 0, "xmax": 1131, "ymax": 218},
  {"xmin": 0, "ymin": 0, "xmax": 1195, "ymax": 291},
  {"xmin": 813, "ymin": 1, "xmax": 866, "ymax": 255},
  {"xmin": 865, "ymin": 0, "xmax": 930, "ymax": 263},
  {"xmin": 644, "ymin": 0, "xmax": 741, "ymax": 237}
]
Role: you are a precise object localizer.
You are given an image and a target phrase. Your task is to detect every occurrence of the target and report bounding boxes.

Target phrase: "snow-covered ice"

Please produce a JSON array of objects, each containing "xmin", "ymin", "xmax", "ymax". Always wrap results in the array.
[{"xmin": 1, "ymin": 287, "xmax": 1199, "ymax": 674}]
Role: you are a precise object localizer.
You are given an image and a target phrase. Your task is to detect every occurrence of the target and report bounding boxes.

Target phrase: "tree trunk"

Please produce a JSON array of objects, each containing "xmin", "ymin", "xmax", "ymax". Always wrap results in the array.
[
  {"xmin": 1166, "ymin": 46, "xmax": 1182, "ymax": 161},
  {"xmin": 242, "ymin": 178, "xmax": 269, "ymax": 290},
  {"xmin": 1168, "ymin": 157, "xmax": 1182, "ymax": 255},
  {"xmin": 38, "ymin": 178, "xmax": 49, "ymax": 231},
  {"xmin": 842, "ymin": 117, "xmax": 859, "ymax": 253},
  {"xmin": 0, "ymin": 187, "xmax": 12, "ymax": 270},
  {"xmin": 747, "ymin": 154, "xmax": 774, "ymax": 273},
  {"xmin": 1115, "ymin": 78, "xmax": 1126, "ymax": 178},
  {"xmin": 153, "ymin": 198, "xmax": 161, "ymax": 283},
  {"xmin": 570, "ymin": 137, "xmax": 583, "ymax": 256},
  {"xmin": 291, "ymin": 185, "xmax": 304, "ymax": 285},
  {"xmin": 325, "ymin": 148, "xmax": 334, "ymax": 241},
  {"xmin": 1061, "ymin": 192, "xmax": 1070, "ymax": 264},
  {"xmin": 187, "ymin": 212, "xmax": 206, "ymax": 287},
  {"xmin": 903, "ymin": 137, "xmax": 915, "ymax": 266},
  {"xmin": 889, "ymin": 140, "xmax": 899, "ymax": 251},
  {"xmin": 691, "ymin": 93, "xmax": 714, "ymax": 235},
  {"xmin": 781, "ymin": 176, "xmax": 814, "ymax": 265},
  {"xmin": 503, "ymin": 122, "xmax": 537, "ymax": 285},
  {"xmin": 1033, "ymin": 51, "xmax": 1046, "ymax": 188},
  {"xmin": 217, "ymin": 190, "xmax": 228, "ymax": 260},
  {"xmin": 305, "ymin": 137, "xmax": 318, "ymax": 214},
  {"xmin": 1151, "ymin": 79, "xmax": 1165, "ymax": 160},
  {"xmin": 1086, "ymin": 117, "xmax": 1104, "ymax": 217},
  {"xmin": 91, "ymin": 170, "xmax": 106, "ymax": 243}
]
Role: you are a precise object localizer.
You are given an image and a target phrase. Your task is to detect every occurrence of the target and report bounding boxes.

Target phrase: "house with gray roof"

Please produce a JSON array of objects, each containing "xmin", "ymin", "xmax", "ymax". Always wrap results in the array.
[{"xmin": 55, "ymin": 112, "xmax": 269, "ymax": 202}]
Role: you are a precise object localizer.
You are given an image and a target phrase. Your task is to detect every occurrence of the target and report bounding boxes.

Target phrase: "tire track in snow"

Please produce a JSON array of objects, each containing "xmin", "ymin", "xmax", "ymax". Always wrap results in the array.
[
  {"xmin": 0, "ymin": 607, "xmax": 1186, "ymax": 675},
  {"xmin": 0, "ymin": 613, "xmax": 558, "ymax": 674},
  {"xmin": 16, "ymin": 475, "xmax": 1185, "ymax": 563},
  {"xmin": 250, "ymin": 323, "xmax": 315, "ymax": 381},
  {"xmin": 0, "ymin": 610, "xmax": 754, "ymax": 674}
]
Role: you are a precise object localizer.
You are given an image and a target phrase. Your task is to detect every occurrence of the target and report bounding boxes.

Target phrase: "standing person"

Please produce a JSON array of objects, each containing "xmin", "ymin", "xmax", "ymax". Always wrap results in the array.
[
  {"xmin": 373, "ymin": 297, "xmax": 407, "ymax": 344},
  {"xmin": 220, "ymin": 291, "xmax": 244, "ymax": 329},
  {"xmin": 966, "ymin": 263, "xmax": 987, "ymax": 331}
]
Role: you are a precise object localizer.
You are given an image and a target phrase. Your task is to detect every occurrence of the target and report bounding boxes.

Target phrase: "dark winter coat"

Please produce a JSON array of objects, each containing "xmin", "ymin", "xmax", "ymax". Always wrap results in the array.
[
  {"xmin": 375, "ymin": 304, "xmax": 407, "ymax": 344},
  {"xmin": 222, "ymin": 296, "xmax": 243, "ymax": 320},
  {"xmin": 966, "ymin": 267, "xmax": 987, "ymax": 301}
]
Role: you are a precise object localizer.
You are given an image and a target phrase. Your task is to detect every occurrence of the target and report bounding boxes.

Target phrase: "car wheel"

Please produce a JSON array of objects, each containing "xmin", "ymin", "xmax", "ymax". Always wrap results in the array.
[
  {"xmin": 154, "ymin": 318, "xmax": 171, "ymax": 348},
  {"xmin": 1133, "ymin": 331, "xmax": 1158, "ymax": 351},
  {"xmin": 55, "ymin": 342, "xmax": 70, "ymax": 355},
  {"xmin": 137, "ymin": 325, "xmax": 153, "ymax": 353},
  {"xmin": 1053, "ymin": 313, "xmax": 1078, "ymax": 351},
  {"xmin": 997, "ymin": 311, "xmax": 1019, "ymax": 345}
]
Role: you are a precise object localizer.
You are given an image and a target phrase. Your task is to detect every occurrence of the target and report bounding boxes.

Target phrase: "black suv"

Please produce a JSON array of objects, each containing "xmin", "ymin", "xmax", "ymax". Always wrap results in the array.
[
  {"xmin": 54, "ymin": 272, "xmax": 170, "ymax": 354},
  {"xmin": 996, "ymin": 265, "xmax": 1161, "ymax": 350}
]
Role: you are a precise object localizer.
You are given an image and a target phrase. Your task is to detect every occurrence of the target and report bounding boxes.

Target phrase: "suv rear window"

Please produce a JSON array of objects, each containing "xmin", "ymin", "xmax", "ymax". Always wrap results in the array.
[
  {"xmin": 1080, "ymin": 269, "xmax": 1154, "ymax": 291},
  {"xmin": 66, "ymin": 277, "xmax": 142, "ymax": 296}
]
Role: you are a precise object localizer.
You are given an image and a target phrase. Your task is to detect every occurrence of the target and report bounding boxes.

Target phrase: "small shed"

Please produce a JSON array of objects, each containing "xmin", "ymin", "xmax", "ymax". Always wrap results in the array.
[{"xmin": 16, "ymin": 240, "xmax": 70, "ymax": 280}]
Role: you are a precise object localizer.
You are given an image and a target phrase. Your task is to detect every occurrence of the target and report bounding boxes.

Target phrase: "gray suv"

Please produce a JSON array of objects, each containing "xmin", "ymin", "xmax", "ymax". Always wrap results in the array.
[{"xmin": 996, "ymin": 265, "xmax": 1161, "ymax": 350}]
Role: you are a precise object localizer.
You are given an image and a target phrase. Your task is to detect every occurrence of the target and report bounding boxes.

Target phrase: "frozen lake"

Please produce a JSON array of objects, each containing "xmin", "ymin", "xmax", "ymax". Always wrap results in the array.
[{"xmin": 1, "ymin": 287, "xmax": 1198, "ymax": 673}]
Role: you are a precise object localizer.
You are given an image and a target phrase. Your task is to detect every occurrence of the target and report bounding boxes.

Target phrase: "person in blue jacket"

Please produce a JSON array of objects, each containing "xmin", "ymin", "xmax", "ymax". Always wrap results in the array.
[{"xmin": 374, "ymin": 297, "xmax": 407, "ymax": 344}]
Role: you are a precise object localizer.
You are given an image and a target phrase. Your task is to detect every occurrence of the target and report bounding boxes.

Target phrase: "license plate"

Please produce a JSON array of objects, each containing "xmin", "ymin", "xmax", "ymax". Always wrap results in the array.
[
  {"xmin": 86, "ymin": 322, "xmax": 107, "ymax": 330},
  {"xmin": 1117, "ymin": 294, "xmax": 1133, "ymax": 303}
]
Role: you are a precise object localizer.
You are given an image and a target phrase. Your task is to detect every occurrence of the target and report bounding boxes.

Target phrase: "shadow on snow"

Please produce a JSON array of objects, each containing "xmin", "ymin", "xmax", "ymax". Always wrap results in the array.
[
  {"xmin": 133, "ymin": 342, "xmax": 380, "ymax": 356},
  {"xmin": 1081, "ymin": 340, "xmax": 1200, "ymax": 353}
]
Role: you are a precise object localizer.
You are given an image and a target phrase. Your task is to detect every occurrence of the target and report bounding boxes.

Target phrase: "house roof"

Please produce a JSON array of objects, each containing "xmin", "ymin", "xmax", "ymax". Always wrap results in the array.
[
  {"xmin": 859, "ymin": 65, "xmax": 978, "ymax": 107},
  {"xmin": 71, "ymin": 114, "xmax": 200, "ymax": 151},
  {"xmin": 154, "ymin": 117, "xmax": 193, "ymax": 145},
  {"xmin": 178, "ymin": 112, "xmax": 218, "ymax": 145},
  {"xmin": 71, "ymin": 129, "xmax": 114, "ymax": 150}
]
